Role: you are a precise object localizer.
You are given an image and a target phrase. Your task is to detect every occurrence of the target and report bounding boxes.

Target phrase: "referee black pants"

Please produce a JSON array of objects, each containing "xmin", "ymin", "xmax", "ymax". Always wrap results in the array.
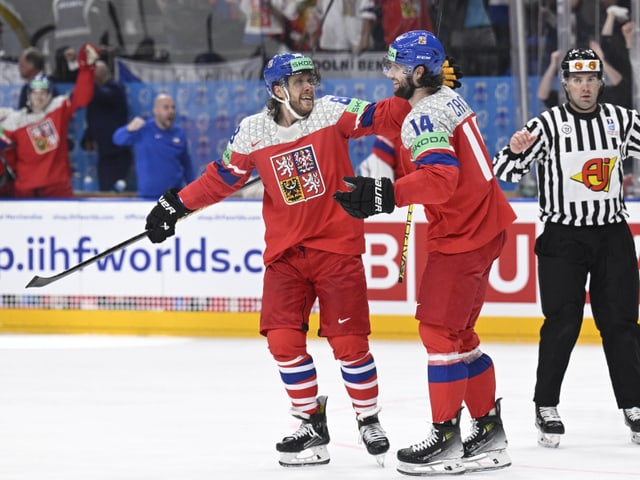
[{"xmin": 533, "ymin": 221, "xmax": 640, "ymax": 409}]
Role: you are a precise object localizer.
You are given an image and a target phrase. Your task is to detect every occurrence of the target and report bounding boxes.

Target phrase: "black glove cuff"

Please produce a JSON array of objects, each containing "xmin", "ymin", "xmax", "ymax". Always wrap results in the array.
[
  {"xmin": 379, "ymin": 177, "xmax": 395, "ymax": 214},
  {"xmin": 160, "ymin": 188, "xmax": 191, "ymax": 217}
]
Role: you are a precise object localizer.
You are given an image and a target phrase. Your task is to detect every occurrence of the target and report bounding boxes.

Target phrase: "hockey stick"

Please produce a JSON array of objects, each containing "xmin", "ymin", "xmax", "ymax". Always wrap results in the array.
[
  {"xmin": 397, "ymin": 204, "xmax": 413, "ymax": 283},
  {"xmin": 25, "ymin": 176, "xmax": 263, "ymax": 288},
  {"xmin": 397, "ymin": 0, "xmax": 444, "ymax": 284}
]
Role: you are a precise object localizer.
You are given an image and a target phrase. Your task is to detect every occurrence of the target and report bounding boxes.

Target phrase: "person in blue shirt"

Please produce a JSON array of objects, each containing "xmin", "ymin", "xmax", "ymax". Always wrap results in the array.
[{"xmin": 112, "ymin": 93, "xmax": 195, "ymax": 198}]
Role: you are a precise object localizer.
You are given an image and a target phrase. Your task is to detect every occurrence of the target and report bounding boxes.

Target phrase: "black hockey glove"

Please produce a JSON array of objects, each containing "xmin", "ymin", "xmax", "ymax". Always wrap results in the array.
[
  {"xmin": 333, "ymin": 176, "xmax": 395, "ymax": 219},
  {"xmin": 145, "ymin": 188, "xmax": 191, "ymax": 243},
  {"xmin": 443, "ymin": 56, "xmax": 463, "ymax": 90}
]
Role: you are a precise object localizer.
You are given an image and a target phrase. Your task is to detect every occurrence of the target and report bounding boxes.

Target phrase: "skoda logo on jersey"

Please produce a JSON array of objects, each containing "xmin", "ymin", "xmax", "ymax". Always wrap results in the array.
[
  {"xmin": 271, "ymin": 144, "xmax": 325, "ymax": 204},
  {"xmin": 561, "ymin": 123, "xmax": 572, "ymax": 135},
  {"xmin": 411, "ymin": 133, "xmax": 449, "ymax": 158}
]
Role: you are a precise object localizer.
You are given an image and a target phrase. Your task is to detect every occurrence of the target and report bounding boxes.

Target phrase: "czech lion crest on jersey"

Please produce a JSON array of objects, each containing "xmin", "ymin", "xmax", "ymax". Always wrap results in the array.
[
  {"xmin": 27, "ymin": 119, "xmax": 59, "ymax": 154},
  {"xmin": 271, "ymin": 144, "xmax": 324, "ymax": 204}
]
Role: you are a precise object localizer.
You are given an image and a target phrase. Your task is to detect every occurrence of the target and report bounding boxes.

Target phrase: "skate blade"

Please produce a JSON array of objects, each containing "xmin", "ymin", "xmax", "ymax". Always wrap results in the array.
[
  {"xmin": 278, "ymin": 445, "xmax": 330, "ymax": 467},
  {"xmin": 374, "ymin": 453, "xmax": 386, "ymax": 467},
  {"xmin": 537, "ymin": 431, "xmax": 561, "ymax": 448},
  {"xmin": 631, "ymin": 432, "xmax": 640, "ymax": 445},
  {"xmin": 463, "ymin": 449, "xmax": 512, "ymax": 472},
  {"xmin": 397, "ymin": 458, "xmax": 465, "ymax": 476}
]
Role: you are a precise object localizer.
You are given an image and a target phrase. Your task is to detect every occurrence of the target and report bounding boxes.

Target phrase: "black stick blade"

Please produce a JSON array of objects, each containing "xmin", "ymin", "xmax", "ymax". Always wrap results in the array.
[{"xmin": 26, "ymin": 275, "xmax": 62, "ymax": 288}]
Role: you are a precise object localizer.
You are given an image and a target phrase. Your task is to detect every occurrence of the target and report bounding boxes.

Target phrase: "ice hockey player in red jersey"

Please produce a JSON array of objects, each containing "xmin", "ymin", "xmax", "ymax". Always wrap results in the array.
[
  {"xmin": 334, "ymin": 30, "xmax": 516, "ymax": 475},
  {"xmin": 144, "ymin": 52, "xmax": 410, "ymax": 467},
  {"xmin": 0, "ymin": 43, "xmax": 98, "ymax": 198}
]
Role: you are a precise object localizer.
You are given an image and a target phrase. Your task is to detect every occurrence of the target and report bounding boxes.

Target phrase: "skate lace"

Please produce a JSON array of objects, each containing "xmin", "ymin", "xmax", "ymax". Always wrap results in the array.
[
  {"xmin": 624, "ymin": 407, "xmax": 640, "ymax": 421},
  {"xmin": 410, "ymin": 428, "xmax": 439, "ymax": 452},
  {"xmin": 361, "ymin": 422, "xmax": 386, "ymax": 444},
  {"xmin": 464, "ymin": 419, "xmax": 481, "ymax": 443},
  {"xmin": 289, "ymin": 422, "xmax": 316, "ymax": 440},
  {"xmin": 538, "ymin": 406, "xmax": 561, "ymax": 422}
]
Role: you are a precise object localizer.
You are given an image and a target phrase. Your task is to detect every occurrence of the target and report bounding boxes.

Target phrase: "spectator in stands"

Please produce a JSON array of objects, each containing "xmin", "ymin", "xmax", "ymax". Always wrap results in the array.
[
  {"xmin": 0, "ymin": 44, "xmax": 98, "ymax": 198},
  {"xmin": 0, "ymin": 146, "xmax": 16, "ymax": 198},
  {"xmin": 621, "ymin": 21, "xmax": 637, "ymax": 106},
  {"xmin": 17, "ymin": 46, "xmax": 58, "ymax": 109},
  {"xmin": 288, "ymin": 1, "xmax": 318, "ymax": 51},
  {"xmin": 537, "ymin": 49, "xmax": 562, "ymax": 108},
  {"xmin": 374, "ymin": 0, "xmax": 433, "ymax": 50},
  {"xmin": 438, "ymin": 0, "xmax": 501, "ymax": 76},
  {"xmin": 52, "ymin": 45, "xmax": 79, "ymax": 83},
  {"xmin": 308, "ymin": 0, "xmax": 376, "ymax": 55},
  {"xmin": 112, "ymin": 93, "xmax": 195, "ymax": 199},
  {"xmin": 537, "ymin": 5, "xmax": 632, "ymax": 110},
  {"xmin": 82, "ymin": 60, "xmax": 133, "ymax": 192},
  {"xmin": 236, "ymin": 0, "xmax": 304, "ymax": 56},
  {"xmin": 596, "ymin": 3, "xmax": 633, "ymax": 108},
  {"xmin": 0, "ymin": 108, "xmax": 15, "ymax": 198},
  {"xmin": 573, "ymin": 0, "xmax": 630, "ymax": 47}
]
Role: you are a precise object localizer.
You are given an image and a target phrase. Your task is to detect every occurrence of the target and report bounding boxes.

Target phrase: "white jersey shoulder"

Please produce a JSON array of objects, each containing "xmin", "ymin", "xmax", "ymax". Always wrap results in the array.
[
  {"xmin": 230, "ymin": 96, "xmax": 357, "ymax": 154},
  {"xmin": 1, "ymin": 96, "xmax": 67, "ymax": 132},
  {"xmin": 401, "ymin": 86, "xmax": 473, "ymax": 148}
]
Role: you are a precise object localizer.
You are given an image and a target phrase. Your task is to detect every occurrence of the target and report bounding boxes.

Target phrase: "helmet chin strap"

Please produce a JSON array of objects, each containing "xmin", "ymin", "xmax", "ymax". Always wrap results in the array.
[{"xmin": 272, "ymin": 87, "xmax": 305, "ymax": 121}]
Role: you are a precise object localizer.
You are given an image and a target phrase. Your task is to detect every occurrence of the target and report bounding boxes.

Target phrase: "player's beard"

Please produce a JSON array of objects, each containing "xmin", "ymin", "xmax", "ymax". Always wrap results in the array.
[
  {"xmin": 394, "ymin": 77, "xmax": 416, "ymax": 100},
  {"xmin": 289, "ymin": 94, "xmax": 314, "ymax": 117}
]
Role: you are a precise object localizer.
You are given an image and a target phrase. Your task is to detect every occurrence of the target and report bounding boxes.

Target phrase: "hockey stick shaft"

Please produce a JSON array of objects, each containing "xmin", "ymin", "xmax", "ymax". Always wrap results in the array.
[
  {"xmin": 25, "ymin": 176, "xmax": 263, "ymax": 288},
  {"xmin": 398, "ymin": 204, "xmax": 414, "ymax": 283},
  {"xmin": 26, "ymin": 231, "xmax": 148, "ymax": 288},
  {"xmin": 396, "ymin": 0, "xmax": 444, "ymax": 284}
]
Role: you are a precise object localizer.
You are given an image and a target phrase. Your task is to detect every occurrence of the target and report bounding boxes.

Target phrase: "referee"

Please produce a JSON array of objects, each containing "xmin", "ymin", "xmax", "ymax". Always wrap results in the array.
[{"xmin": 494, "ymin": 47, "xmax": 640, "ymax": 448}]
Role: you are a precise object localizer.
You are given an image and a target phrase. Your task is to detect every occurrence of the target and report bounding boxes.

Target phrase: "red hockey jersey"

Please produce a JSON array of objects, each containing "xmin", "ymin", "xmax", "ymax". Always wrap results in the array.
[
  {"xmin": 179, "ymin": 95, "xmax": 409, "ymax": 265},
  {"xmin": 393, "ymin": 86, "xmax": 516, "ymax": 254},
  {"xmin": 1, "ymin": 65, "xmax": 94, "ymax": 193}
]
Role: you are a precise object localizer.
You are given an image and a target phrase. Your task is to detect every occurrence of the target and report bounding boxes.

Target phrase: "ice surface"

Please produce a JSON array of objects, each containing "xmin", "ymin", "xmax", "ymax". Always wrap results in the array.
[{"xmin": 0, "ymin": 335, "xmax": 638, "ymax": 479}]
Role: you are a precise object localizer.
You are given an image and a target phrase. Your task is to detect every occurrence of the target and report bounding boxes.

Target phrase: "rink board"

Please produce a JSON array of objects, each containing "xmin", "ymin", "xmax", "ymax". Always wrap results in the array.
[
  {"xmin": 1, "ymin": 310, "xmax": 603, "ymax": 344},
  {"xmin": 1, "ymin": 198, "xmax": 639, "ymax": 343}
]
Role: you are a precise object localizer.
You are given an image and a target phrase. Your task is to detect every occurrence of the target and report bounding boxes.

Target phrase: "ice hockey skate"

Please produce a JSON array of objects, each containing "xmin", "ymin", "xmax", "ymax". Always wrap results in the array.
[
  {"xmin": 276, "ymin": 395, "xmax": 330, "ymax": 467},
  {"xmin": 462, "ymin": 398, "xmax": 511, "ymax": 472},
  {"xmin": 396, "ymin": 410, "xmax": 465, "ymax": 476},
  {"xmin": 535, "ymin": 405, "xmax": 565, "ymax": 448},
  {"xmin": 623, "ymin": 407, "xmax": 640, "ymax": 444},
  {"xmin": 357, "ymin": 407, "xmax": 390, "ymax": 466}
]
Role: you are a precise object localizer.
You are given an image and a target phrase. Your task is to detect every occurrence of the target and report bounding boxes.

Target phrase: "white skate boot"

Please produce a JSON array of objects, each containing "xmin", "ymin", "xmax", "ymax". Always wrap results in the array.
[
  {"xmin": 276, "ymin": 396, "xmax": 330, "ymax": 467},
  {"xmin": 535, "ymin": 405, "xmax": 565, "ymax": 448}
]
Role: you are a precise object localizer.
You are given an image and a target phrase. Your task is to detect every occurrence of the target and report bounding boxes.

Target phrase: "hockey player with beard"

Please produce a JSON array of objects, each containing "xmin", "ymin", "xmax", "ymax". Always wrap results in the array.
[
  {"xmin": 143, "ymin": 52, "xmax": 411, "ymax": 467},
  {"xmin": 0, "ymin": 43, "xmax": 98, "ymax": 198},
  {"xmin": 494, "ymin": 47, "xmax": 640, "ymax": 449},
  {"xmin": 334, "ymin": 30, "xmax": 516, "ymax": 475}
]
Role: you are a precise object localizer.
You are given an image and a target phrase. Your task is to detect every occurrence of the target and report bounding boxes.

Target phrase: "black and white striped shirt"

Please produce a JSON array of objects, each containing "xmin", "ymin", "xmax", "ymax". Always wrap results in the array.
[{"xmin": 494, "ymin": 103, "xmax": 640, "ymax": 226}]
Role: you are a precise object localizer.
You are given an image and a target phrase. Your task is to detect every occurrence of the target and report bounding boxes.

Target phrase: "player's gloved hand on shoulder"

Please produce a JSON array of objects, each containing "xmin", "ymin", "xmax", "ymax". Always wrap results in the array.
[
  {"xmin": 333, "ymin": 176, "xmax": 395, "ymax": 219},
  {"xmin": 145, "ymin": 188, "xmax": 191, "ymax": 243},
  {"xmin": 443, "ymin": 56, "xmax": 463, "ymax": 89}
]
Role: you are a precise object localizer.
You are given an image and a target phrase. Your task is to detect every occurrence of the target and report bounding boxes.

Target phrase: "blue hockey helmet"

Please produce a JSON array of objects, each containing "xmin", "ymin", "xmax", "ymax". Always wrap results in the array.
[
  {"xmin": 385, "ymin": 30, "xmax": 445, "ymax": 76},
  {"xmin": 263, "ymin": 53, "xmax": 317, "ymax": 97}
]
